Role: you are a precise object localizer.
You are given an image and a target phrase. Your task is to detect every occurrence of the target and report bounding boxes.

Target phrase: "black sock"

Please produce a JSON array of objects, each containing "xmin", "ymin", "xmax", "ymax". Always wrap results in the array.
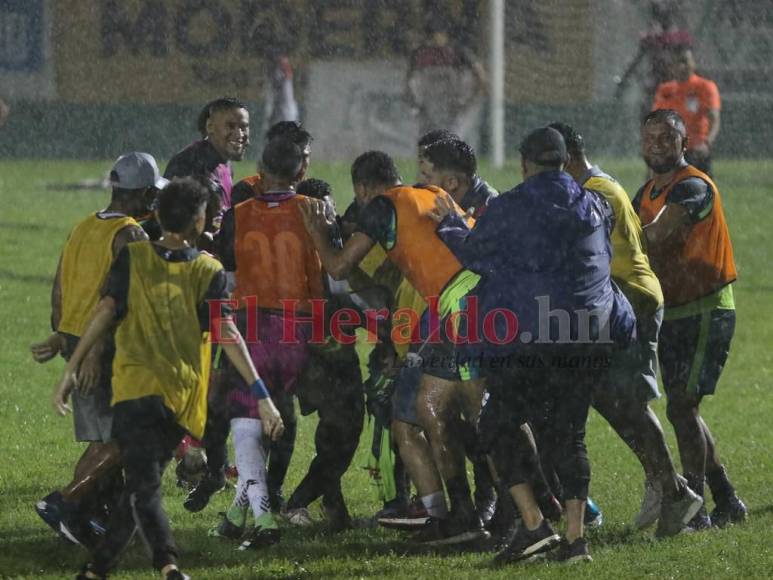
[
  {"xmin": 684, "ymin": 472, "xmax": 705, "ymax": 496},
  {"xmin": 706, "ymin": 465, "xmax": 736, "ymax": 501},
  {"xmin": 445, "ymin": 475, "xmax": 475, "ymax": 518}
]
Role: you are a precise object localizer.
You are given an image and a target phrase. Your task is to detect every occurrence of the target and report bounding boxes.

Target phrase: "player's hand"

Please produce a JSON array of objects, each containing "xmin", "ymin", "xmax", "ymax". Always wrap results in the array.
[
  {"xmin": 77, "ymin": 345, "xmax": 102, "ymax": 394},
  {"xmin": 52, "ymin": 371, "xmax": 77, "ymax": 416},
  {"xmin": 299, "ymin": 197, "xmax": 332, "ymax": 235},
  {"xmin": 258, "ymin": 398, "xmax": 284, "ymax": 441},
  {"xmin": 429, "ymin": 194, "xmax": 457, "ymax": 223},
  {"xmin": 690, "ymin": 143, "xmax": 710, "ymax": 158},
  {"xmin": 31, "ymin": 333, "xmax": 64, "ymax": 363}
]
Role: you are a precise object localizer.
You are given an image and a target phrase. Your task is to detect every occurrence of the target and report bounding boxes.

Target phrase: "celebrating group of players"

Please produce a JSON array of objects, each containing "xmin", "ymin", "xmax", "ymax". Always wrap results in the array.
[{"xmin": 30, "ymin": 96, "xmax": 747, "ymax": 579}]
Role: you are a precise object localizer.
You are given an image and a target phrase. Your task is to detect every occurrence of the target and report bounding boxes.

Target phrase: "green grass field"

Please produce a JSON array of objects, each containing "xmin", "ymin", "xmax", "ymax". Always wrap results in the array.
[{"xmin": 1, "ymin": 157, "xmax": 772, "ymax": 579}]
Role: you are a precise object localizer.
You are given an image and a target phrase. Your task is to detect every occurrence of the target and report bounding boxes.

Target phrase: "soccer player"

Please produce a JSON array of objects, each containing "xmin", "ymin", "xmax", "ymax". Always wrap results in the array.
[
  {"xmin": 634, "ymin": 109, "xmax": 746, "ymax": 528},
  {"xmin": 31, "ymin": 152, "xmax": 161, "ymax": 545},
  {"xmin": 230, "ymin": 121, "xmax": 313, "ymax": 207},
  {"xmin": 274, "ymin": 177, "xmax": 365, "ymax": 533},
  {"xmin": 51, "ymin": 177, "xmax": 283, "ymax": 580},
  {"xmin": 164, "ymin": 97, "xmax": 250, "ymax": 210},
  {"xmin": 652, "ymin": 48, "xmax": 720, "ymax": 175},
  {"xmin": 550, "ymin": 122, "xmax": 703, "ymax": 536},
  {"xmin": 432, "ymin": 127, "xmax": 637, "ymax": 563},
  {"xmin": 300, "ymin": 151, "xmax": 488, "ymax": 545},
  {"xmin": 211, "ymin": 138, "xmax": 326, "ymax": 536},
  {"xmin": 418, "ymin": 135, "xmax": 498, "ymax": 219},
  {"xmin": 415, "ymin": 137, "xmax": 505, "ymax": 527}
]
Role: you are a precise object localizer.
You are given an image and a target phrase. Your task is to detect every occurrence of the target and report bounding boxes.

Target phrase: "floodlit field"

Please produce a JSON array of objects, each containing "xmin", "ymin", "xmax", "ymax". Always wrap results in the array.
[{"xmin": 1, "ymin": 158, "xmax": 772, "ymax": 579}]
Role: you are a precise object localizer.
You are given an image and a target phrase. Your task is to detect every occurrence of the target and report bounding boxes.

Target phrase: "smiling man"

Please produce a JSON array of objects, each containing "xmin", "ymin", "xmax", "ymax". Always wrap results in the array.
[
  {"xmin": 165, "ymin": 97, "xmax": 250, "ymax": 211},
  {"xmin": 634, "ymin": 108, "xmax": 745, "ymax": 530}
]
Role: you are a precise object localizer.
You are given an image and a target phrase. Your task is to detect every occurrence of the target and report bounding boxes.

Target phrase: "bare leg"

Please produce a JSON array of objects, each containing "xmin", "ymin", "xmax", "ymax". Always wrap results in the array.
[
  {"xmin": 392, "ymin": 420, "xmax": 443, "ymax": 496},
  {"xmin": 62, "ymin": 441, "xmax": 121, "ymax": 503}
]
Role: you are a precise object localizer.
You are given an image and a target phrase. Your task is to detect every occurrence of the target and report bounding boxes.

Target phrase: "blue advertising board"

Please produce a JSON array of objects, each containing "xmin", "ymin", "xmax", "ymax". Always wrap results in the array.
[{"xmin": 0, "ymin": 0, "xmax": 43, "ymax": 71}]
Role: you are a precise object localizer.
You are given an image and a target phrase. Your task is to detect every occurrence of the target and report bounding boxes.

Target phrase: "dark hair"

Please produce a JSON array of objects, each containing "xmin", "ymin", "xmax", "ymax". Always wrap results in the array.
[
  {"xmin": 265, "ymin": 120, "xmax": 313, "ymax": 148},
  {"xmin": 190, "ymin": 175, "xmax": 223, "ymax": 233},
  {"xmin": 197, "ymin": 101, "xmax": 214, "ymax": 137},
  {"xmin": 261, "ymin": 138, "xmax": 304, "ymax": 181},
  {"xmin": 418, "ymin": 129, "xmax": 461, "ymax": 149},
  {"xmin": 297, "ymin": 178, "xmax": 332, "ymax": 200},
  {"xmin": 157, "ymin": 177, "xmax": 209, "ymax": 234},
  {"xmin": 422, "ymin": 139, "xmax": 477, "ymax": 178},
  {"xmin": 198, "ymin": 97, "xmax": 247, "ymax": 137},
  {"xmin": 351, "ymin": 151, "xmax": 401, "ymax": 187},
  {"xmin": 643, "ymin": 108, "xmax": 687, "ymax": 138},
  {"xmin": 548, "ymin": 122, "xmax": 585, "ymax": 156}
]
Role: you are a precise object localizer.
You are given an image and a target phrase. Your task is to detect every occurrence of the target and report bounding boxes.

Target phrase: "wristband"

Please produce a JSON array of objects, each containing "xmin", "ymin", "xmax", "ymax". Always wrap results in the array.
[{"xmin": 250, "ymin": 378, "xmax": 270, "ymax": 400}]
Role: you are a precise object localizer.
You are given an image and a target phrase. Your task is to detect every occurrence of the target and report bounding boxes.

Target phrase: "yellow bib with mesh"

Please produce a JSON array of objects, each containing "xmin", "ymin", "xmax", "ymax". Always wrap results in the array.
[
  {"xmin": 112, "ymin": 241, "xmax": 222, "ymax": 439},
  {"xmin": 59, "ymin": 212, "xmax": 138, "ymax": 336}
]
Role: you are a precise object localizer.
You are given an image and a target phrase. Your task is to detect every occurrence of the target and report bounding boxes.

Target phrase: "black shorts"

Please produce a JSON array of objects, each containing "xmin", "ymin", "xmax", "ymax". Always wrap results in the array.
[{"xmin": 659, "ymin": 308, "xmax": 735, "ymax": 397}]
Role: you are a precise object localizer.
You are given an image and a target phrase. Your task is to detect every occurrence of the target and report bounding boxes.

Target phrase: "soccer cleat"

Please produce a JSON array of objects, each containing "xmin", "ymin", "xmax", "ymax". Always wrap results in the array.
[
  {"xmin": 183, "ymin": 474, "xmax": 225, "ymax": 513},
  {"xmin": 377, "ymin": 497, "xmax": 430, "ymax": 531},
  {"xmin": 493, "ymin": 519, "xmax": 561, "ymax": 565},
  {"xmin": 546, "ymin": 537, "xmax": 593, "ymax": 564},
  {"xmin": 238, "ymin": 526, "xmax": 281, "ymax": 551},
  {"xmin": 474, "ymin": 488, "xmax": 498, "ymax": 529},
  {"xmin": 634, "ymin": 479, "xmax": 663, "ymax": 530},
  {"xmin": 75, "ymin": 563, "xmax": 107, "ymax": 580},
  {"xmin": 280, "ymin": 506, "xmax": 315, "ymax": 527},
  {"xmin": 208, "ymin": 512, "xmax": 245, "ymax": 540},
  {"xmin": 710, "ymin": 494, "xmax": 748, "ymax": 527},
  {"xmin": 36, "ymin": 491, "xmax": 89, "ymax": 546},
  {"xmin": 268, "ymin": 491, "xmax": 286, "ymax": 514},
  {"xmin": 655, "ymin": 486, "xmax": 703, "ymax": 538},
  {"xmin": 415, "ymin": 510, "xmax": 490, "ymax": 546},
  {"xmin": 584, "ymin": 497, "xmax": 603, "ymax": 528},
  {"xmin": 684, "ymin": 506, "xmax": 712, "ymax": 532},
  {"xmin": 36, "ymin": 492, "xmax": 68, "ymax": 539},
  {"xmin": 164, "ymin": 570, "xmax": 191, "ymax": 580}
]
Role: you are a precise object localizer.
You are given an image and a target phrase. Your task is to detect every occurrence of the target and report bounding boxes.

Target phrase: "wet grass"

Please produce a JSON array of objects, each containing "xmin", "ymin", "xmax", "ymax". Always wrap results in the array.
[{"xmin": 1, "ymin": 157, "xmax": 772, "ymax": 578}]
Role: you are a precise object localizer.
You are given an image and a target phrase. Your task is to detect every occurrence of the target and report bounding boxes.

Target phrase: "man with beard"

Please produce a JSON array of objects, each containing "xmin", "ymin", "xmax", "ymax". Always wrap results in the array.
[
  {"xmin": 165, "ymin": 97, "xmax": 250, "ymax": 211},
  {"xmin": 634, "ymin": 109, "xmax": 746, "ymax": 529}
]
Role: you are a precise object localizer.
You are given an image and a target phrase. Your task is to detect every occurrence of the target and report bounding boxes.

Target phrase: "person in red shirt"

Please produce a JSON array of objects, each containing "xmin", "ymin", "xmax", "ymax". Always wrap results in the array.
[{"xmin": 653, "ymin": 48, "xmax": 721, "ymax": 176}]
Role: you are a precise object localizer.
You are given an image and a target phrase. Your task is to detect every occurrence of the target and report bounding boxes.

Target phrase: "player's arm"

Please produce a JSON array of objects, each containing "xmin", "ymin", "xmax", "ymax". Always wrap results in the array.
[
  {"xmin": 642, "ymin": 203, "xmax": 691, "ymax": 246},
  {"xmin": 433, "ymin": 193, "xmax": 503, "ymax": 273},
  {"xmin": 615, "ymin": 48, "xmax": 645, "ymax": 98},
  {"xmin": 31, "ymin": 254, "xmax": 66, "ymax": 363},
  {"xmin": 706, "ymin": 108, "xmax": 720, "ymax": 149},
  {"xmin": 52, "ymin": 295, "xmax": 117, "ymax": 415},
  {"xmin": 644, "ymin": 177, "xmax": 713, "ymax": 248},
  {"xmin": 300, "ymin": 197, "xmax": 376, "ymax": 280}
]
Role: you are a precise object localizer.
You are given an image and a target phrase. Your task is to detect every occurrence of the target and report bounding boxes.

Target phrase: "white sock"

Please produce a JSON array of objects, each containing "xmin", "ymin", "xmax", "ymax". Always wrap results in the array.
[
  {"xmin": 231, "ymin": 418, "xmax": 271, "ymax": 521},
  {"xmin": 420, "ymin": 491, "xmax": 448, "ymax": 518}
]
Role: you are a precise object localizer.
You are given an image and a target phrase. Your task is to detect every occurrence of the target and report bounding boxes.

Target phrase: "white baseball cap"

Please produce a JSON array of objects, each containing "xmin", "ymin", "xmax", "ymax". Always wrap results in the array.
[{"xmin": 109, "ymin": 152, "xmax": 169, "ymax": 190}]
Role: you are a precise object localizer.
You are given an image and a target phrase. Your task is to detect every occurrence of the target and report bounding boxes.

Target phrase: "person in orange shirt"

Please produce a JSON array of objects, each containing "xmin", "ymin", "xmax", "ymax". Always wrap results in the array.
[{"xmin": 652, "ymin": 48, "xmax": 720, "ymax": 176}]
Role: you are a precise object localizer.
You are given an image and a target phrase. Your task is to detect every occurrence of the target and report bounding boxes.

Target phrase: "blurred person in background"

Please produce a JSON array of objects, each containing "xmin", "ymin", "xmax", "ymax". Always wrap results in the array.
[
  {"xmin": 263, "ymin": 48, "xmax": 300, "ymax": 134},
  {"xmin": 406, "ymin": 19, "xmax": 486, "ymax": 148},
  {"xmin": 652, "ymin": 47, "xmax": 721, "ymax": 176},
  {"xmin": 615, "ymin": 0, "xmax": 693, "ymax": 120},
  {"xmin": 0, "ymin": 97, "xmax": 9, "ymax": 128},
  {"xmin": 634, "ymin": 109, "xmax": 746, "ymax": 531}
]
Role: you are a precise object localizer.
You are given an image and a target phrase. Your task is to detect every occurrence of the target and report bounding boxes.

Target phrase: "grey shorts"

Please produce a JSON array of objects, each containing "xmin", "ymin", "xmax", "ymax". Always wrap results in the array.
[
  {"xmin": 391, "ymin": 358, "xmax": 423, "ymax": 427},
  {"xmin": 597, "ymin": 307, "xmax": 663, "ymax": 404},
  {"xmin": 72, "ymin": 387, "xmax": 114, "ymax": 443}
]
